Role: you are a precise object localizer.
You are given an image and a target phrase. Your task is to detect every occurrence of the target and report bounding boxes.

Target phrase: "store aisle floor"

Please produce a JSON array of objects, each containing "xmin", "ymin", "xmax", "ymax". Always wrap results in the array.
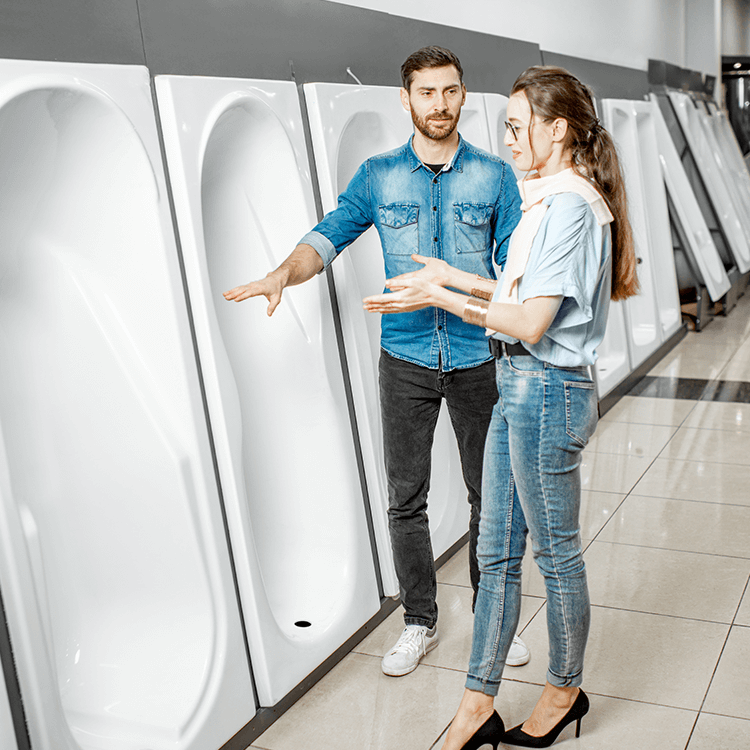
[{"xmin": 249, "ymin": 295, "xmax": 750, "ymax": 750}]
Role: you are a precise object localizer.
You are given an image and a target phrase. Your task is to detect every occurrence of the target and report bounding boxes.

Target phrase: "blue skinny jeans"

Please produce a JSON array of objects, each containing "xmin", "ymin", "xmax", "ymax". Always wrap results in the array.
[{"xmin": 466, "ymin": 354, "xmax": 597, "ymax": 695}]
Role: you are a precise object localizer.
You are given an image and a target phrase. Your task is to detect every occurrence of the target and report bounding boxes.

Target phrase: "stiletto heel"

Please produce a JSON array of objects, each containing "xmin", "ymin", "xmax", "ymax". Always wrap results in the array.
[
  {"xmin": 459, "ymin": 710, "xmax": 505, "ymax": 750},
  {"xmin": 502, "ymin": 689, "xmax": 589, "ymax": 748}
]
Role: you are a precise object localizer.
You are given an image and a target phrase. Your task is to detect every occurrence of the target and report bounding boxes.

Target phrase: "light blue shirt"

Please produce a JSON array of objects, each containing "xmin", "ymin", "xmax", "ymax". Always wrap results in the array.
[
  {"xmin": 491, "ymin": 191, "xmax": 612, "ymax": 367},
  {"xmin": 299, "ymin": 136, "xmax": 521, "ymax": 371}
]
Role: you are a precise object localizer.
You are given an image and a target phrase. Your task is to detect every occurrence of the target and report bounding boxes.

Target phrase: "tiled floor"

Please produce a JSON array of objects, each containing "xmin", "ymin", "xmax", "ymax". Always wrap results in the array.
[{"xmin": 249, "ymin": 295, "xmax": 750, "ymax": 750}]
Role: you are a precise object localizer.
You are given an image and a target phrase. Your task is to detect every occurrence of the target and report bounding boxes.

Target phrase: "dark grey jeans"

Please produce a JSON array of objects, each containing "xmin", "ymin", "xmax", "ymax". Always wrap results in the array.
[{"xmin": 379, "ymin": 349, "xmax": 498, "ymax": 629}]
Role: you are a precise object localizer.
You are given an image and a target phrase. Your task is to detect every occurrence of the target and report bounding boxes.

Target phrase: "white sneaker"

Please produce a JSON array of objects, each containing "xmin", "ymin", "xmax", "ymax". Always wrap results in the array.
[
  {"xmin": 506, "ymin": 635, "xmax": 530, "ymax": 666},
  {"xmin": 381, "ymin": 625, "xmax": 439, "ymax": 676}
]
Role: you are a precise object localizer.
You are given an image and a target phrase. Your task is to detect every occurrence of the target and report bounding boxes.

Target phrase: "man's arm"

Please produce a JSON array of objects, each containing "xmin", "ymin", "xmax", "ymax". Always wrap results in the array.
[
  {"xmin": 223, "ymin": 161, "xmax": 373, "ymax": 316},
  {"xmin": 222, "ymin": 243, "xmax": 324, "ymax": 316}
]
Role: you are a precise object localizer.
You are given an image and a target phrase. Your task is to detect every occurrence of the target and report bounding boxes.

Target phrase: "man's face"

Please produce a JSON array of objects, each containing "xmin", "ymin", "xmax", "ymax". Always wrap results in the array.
[{"xmin": 400, "ymin": 65, "xmax": 466, "ymax": 142}]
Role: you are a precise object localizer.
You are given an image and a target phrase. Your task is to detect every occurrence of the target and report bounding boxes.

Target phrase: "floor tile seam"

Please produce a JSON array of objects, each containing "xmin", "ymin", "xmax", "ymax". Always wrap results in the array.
[
  {"xmin": 499, "ymin": 680, "xmax": 699, "ymax": 713},
  {"xmin": 588, "ymin": 538, "xmax": 750, "ymax": 561},
  {"xmin": 645, "ymin": 455, "xmax": 750, "ymax": 468},
  {"xmin": 583, "ymin": 537, "xmax": 750, "ymax": 564},
  {"xmin": 436, "ymin": 580, "xmax": 473, "ymax": 591},
  {"xmin": 730, "ymin": 577, "xmax": 750, "ymax": 626},
  {"xmin": 683, "ymin": 712, "xmax": 700, "ymax": 750},
  {"xmin": 693, "ymin": 621, "xmax": 736, "ymax": 720},
  {"xmin": 670, "ymin": 422, "xmax": 750, "ymax": 435},
  {"xmin": 698, "ymin": 708, "xmax": 750, "ymax": 721},
  {"xmin": 584, "ymin": 448, "xmax": 669, "ymax": 459},
  {"xmin": 670, "ymin": 424, "xmax": 750, "ymax": 435},
  {"xmin": 583, "ymin": 602, "xmax": 737, "ymax": 627},
  {"xmin": 622, "ymin": 491, "xmax": 750, "ymax": 513},
  {"xmin": 581, "ymin": 487, "xmax": 632, "ymax": 549}
]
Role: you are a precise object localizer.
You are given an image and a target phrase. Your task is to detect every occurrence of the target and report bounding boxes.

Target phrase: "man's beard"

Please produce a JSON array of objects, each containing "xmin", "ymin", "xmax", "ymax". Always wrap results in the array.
[{"xmin": 411, "ymin": 108, "xmax": 459, "ymax": 141}]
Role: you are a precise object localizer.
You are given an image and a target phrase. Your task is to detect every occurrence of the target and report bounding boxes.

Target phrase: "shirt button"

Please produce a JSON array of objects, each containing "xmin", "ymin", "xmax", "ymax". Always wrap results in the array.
[
  {"xmin": 432, "ymin": 206, "xmax": 437, "ymax": 211},
  {"xmin": 433, "ymin": 237, "xmax": 438, "ymax": 242},
  {"xmin": 438, "ymin": 325, "xmax": 443, "ymax": 330}
]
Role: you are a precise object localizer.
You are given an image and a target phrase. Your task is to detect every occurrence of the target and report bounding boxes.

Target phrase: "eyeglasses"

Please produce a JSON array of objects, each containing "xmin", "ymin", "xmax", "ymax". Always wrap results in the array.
[
  {"xmin": 504, "ymin": 120, "xmax": 520, "ymax": 142},
  {"xmin": 504, "ymin": 117, "xmax": 551, "ymax": 142}
]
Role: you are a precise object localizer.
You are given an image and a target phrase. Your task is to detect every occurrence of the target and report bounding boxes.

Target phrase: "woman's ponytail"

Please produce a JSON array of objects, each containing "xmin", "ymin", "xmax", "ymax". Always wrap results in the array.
[{"xmin": 511, "ymin": 66, "xmax": 639, "ymax": 301}]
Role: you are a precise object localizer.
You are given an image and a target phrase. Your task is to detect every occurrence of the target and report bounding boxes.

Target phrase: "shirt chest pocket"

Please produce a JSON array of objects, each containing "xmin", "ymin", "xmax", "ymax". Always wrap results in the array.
[
  {"xmin": 454, "ymin": 202, "xmax": 493, "ymax": 254},
  {"xmin": 378, "ymin": 203, "xmax": 419, "ymax": 256}
]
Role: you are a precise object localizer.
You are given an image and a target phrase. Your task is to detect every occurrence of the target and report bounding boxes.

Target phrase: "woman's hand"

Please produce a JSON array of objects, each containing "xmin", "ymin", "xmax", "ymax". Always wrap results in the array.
[
  {"xmin": 363, "ymin": 276, "xmax": 445, "ymax": 314},
  {"xmin": 385, "ymin": 254, "xmax": 454, "ymax": 290}
]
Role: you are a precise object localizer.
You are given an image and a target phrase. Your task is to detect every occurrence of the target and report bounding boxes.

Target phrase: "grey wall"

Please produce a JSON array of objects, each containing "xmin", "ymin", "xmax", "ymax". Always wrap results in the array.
[
  {"xmin": 0, "ymin": 0, "xmax": 541, "ymax": 95},
  {"xmin": 541, "ymin": 51, "xmax": 651, "ymax": 101},
  {"xmin": 0, "ymin": 0, "xmax": 145, "ymax": 65},
  {"xmin": 138, "ymin": 0, "xmax": 542, "ymax": 94}
]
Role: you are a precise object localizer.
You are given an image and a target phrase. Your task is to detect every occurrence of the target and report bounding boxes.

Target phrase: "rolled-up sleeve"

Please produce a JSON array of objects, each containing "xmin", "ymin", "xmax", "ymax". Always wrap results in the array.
[{"xmin": 298, "ymin": 161, "xmax": 374, "ymax": 270}]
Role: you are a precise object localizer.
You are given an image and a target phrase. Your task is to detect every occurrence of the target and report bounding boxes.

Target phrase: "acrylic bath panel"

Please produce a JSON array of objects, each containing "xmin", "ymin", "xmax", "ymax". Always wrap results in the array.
[
  {"xmin": 602, "ymin": 99, "xmax": 681, "ymax": 366},
  {"xmin": 303, "ymin": 83, "xmax": 494, "ymax": 587},
  {"xmin": 702, "ymin": 100, "xmax": 750, "ymax": 233},
  {"xmin": 668, "ymin": 90, "xmax": 750, "ymax": 274},
  {"xmin": 0, "ymin": 59, "xmax": 255, "ymax": 750},
  {"xmin": 593, "ymin": 300, "xmax": 632, "ymax": 399},
  {"xmin": 154, "ymin": 76, "xmax": 381, "ymax": 707},
  {"xmin": 650, "ymin": 97, "xmax": 730, "ymax": 302},
  {"xmin": 602, "ymin": 99, "xmax": 680, "ymax": 369}
]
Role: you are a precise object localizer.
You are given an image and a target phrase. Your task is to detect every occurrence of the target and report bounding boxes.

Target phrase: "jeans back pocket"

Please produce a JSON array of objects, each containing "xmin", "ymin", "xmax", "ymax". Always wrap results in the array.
[{"xmin": 564, "ymin": 380, "xmax": 597, "ymax": 448}]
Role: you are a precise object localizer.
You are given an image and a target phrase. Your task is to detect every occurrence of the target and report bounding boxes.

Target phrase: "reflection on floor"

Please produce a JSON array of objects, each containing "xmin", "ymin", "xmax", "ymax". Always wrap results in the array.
[{"xmin": 249, "ymin": 294, "xmax": 750, "ymax": 750}]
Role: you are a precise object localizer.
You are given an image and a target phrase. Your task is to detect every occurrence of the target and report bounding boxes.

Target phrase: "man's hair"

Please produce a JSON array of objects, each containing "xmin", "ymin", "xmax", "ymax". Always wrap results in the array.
[{"xmin": 400, "ymin": 46, "xmax": 464, "ymax": 91}]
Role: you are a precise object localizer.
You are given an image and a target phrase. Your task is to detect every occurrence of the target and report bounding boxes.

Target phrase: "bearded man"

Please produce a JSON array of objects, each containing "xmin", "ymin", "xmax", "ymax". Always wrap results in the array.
[{"xmin": 224, "ymin": 46, "xmax": 527, "ymax": 677}]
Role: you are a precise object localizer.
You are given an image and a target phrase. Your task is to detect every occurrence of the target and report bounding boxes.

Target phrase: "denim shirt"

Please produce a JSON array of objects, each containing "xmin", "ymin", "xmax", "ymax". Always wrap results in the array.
[{"xmin": 299, "ymin": 136, "xmax": 522, "ymax": 371}]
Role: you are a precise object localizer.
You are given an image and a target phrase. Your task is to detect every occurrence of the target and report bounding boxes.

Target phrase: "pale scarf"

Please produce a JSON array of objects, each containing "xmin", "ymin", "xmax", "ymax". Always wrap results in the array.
[{"xmin": 494, "ymin": 168, "xmax": 614, "ymax": 306}]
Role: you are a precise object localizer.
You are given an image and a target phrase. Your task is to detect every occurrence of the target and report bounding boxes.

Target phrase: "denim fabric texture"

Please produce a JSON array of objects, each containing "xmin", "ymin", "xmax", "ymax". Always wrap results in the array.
[
  {"xmin": 299, "ymin": 135, "xmax": 522, "ymax": 371},
  {"xmin": 379, "ymin": 350, "xmax": 498, "ymax": 627},
  {"xmin": 466, "ymin": 354, "xmax": 597, "ymax": 695}
]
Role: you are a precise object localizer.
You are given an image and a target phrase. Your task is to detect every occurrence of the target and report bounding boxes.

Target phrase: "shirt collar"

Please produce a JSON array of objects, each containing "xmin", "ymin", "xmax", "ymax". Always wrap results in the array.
[{"xmin": 407, "ymin": 134, "xmax": 465, "ymax": 173}]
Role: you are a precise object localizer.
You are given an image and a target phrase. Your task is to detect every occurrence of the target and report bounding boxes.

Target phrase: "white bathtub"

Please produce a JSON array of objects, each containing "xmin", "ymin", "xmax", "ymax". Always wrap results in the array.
[
  {"xmin": 668, "ymin": 90, "xmax": 750, "ymax": 274},
  {"xmin": 303, "ymin": 82, "xmax": 497, "ymax": 591},
  {"xmin": 602, "ymin": 99, "xmax": 682, "ymax": 367},
  {"xmin": 155, "ymin": 75, "xmax": 381, "ymax": 707},
  {"xmin": 650, "ymin": 96, "xmax": 730, "ymax": 303},
  {"xmin": 0, "ymin": 59, "xmax": 254, "ymax": 750}
]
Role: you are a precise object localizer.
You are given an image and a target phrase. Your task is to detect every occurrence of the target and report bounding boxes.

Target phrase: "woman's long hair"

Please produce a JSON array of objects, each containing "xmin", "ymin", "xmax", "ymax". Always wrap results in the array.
[{"xmin": 511, "ymin": 66, "xmax": 639, "ymax": 300}]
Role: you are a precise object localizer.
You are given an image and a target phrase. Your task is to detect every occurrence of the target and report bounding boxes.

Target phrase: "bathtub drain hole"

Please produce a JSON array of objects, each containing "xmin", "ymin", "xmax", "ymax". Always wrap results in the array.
[{"xmin": 295, "ymin": 620, "xmax": 312, "ymax": 628}]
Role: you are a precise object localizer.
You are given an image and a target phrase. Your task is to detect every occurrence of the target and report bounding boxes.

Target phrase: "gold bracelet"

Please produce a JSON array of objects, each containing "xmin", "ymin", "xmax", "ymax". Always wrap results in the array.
[
  {"xmin": 462, "ymin": 296, "xmax": 490, "ymax": 327},
  {"xmin": 471, "ymin": 275, "xmax": 494, "ymax": 301}
]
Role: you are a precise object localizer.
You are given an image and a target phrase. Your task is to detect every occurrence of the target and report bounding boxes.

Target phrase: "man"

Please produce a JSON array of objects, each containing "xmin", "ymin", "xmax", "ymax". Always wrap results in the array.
[{"xmin": 224, "ymin": 46, "xmax": 529, "ymax": 676}]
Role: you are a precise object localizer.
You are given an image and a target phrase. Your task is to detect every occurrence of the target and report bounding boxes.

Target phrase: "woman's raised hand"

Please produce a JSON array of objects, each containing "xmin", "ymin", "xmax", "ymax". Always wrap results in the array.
[
  {"xmin": 386, "ymin": 254, "xmax": 452, "ymax": 289},
  {"xmin": 363, "ymin": 275, "xmax": 444, "ymax": 314}
]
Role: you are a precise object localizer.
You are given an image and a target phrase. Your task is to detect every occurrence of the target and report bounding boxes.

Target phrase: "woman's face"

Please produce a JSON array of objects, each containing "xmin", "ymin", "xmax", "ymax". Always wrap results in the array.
[{"xmin": 504, "ymin": 91, "xmax": 557, "ymax": 175}]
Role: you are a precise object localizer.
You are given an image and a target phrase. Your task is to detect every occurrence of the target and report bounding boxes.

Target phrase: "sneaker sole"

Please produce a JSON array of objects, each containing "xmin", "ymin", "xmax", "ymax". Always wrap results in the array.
[
  {"xmin": 381, "ymin": 637, "xmax": 439, "ymax": 677},
  {"xmin": 506, "ymin": 653, "xmax": 530, "ymax": 667}
]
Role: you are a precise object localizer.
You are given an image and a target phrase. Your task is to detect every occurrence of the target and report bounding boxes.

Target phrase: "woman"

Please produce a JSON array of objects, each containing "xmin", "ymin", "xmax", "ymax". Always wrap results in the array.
[{"xmin": 364, "ymin": 66, "xmax": 638, "ymax": 749}]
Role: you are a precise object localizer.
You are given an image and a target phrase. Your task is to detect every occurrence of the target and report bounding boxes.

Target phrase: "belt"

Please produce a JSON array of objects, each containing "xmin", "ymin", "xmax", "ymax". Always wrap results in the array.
[{"xmin": 489, "ymin": 338, "xmax": 528, "ymax": 358}]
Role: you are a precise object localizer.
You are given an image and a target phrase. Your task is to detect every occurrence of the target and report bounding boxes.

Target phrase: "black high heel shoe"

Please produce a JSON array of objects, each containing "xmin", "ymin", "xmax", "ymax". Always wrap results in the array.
[
  {"xmin": 458, "ymin": 710, "xmax": 505, "ymax": 750},
  {"xmin": 502, "ymin": 689, "xmax": 589, "ymax": 748}
]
